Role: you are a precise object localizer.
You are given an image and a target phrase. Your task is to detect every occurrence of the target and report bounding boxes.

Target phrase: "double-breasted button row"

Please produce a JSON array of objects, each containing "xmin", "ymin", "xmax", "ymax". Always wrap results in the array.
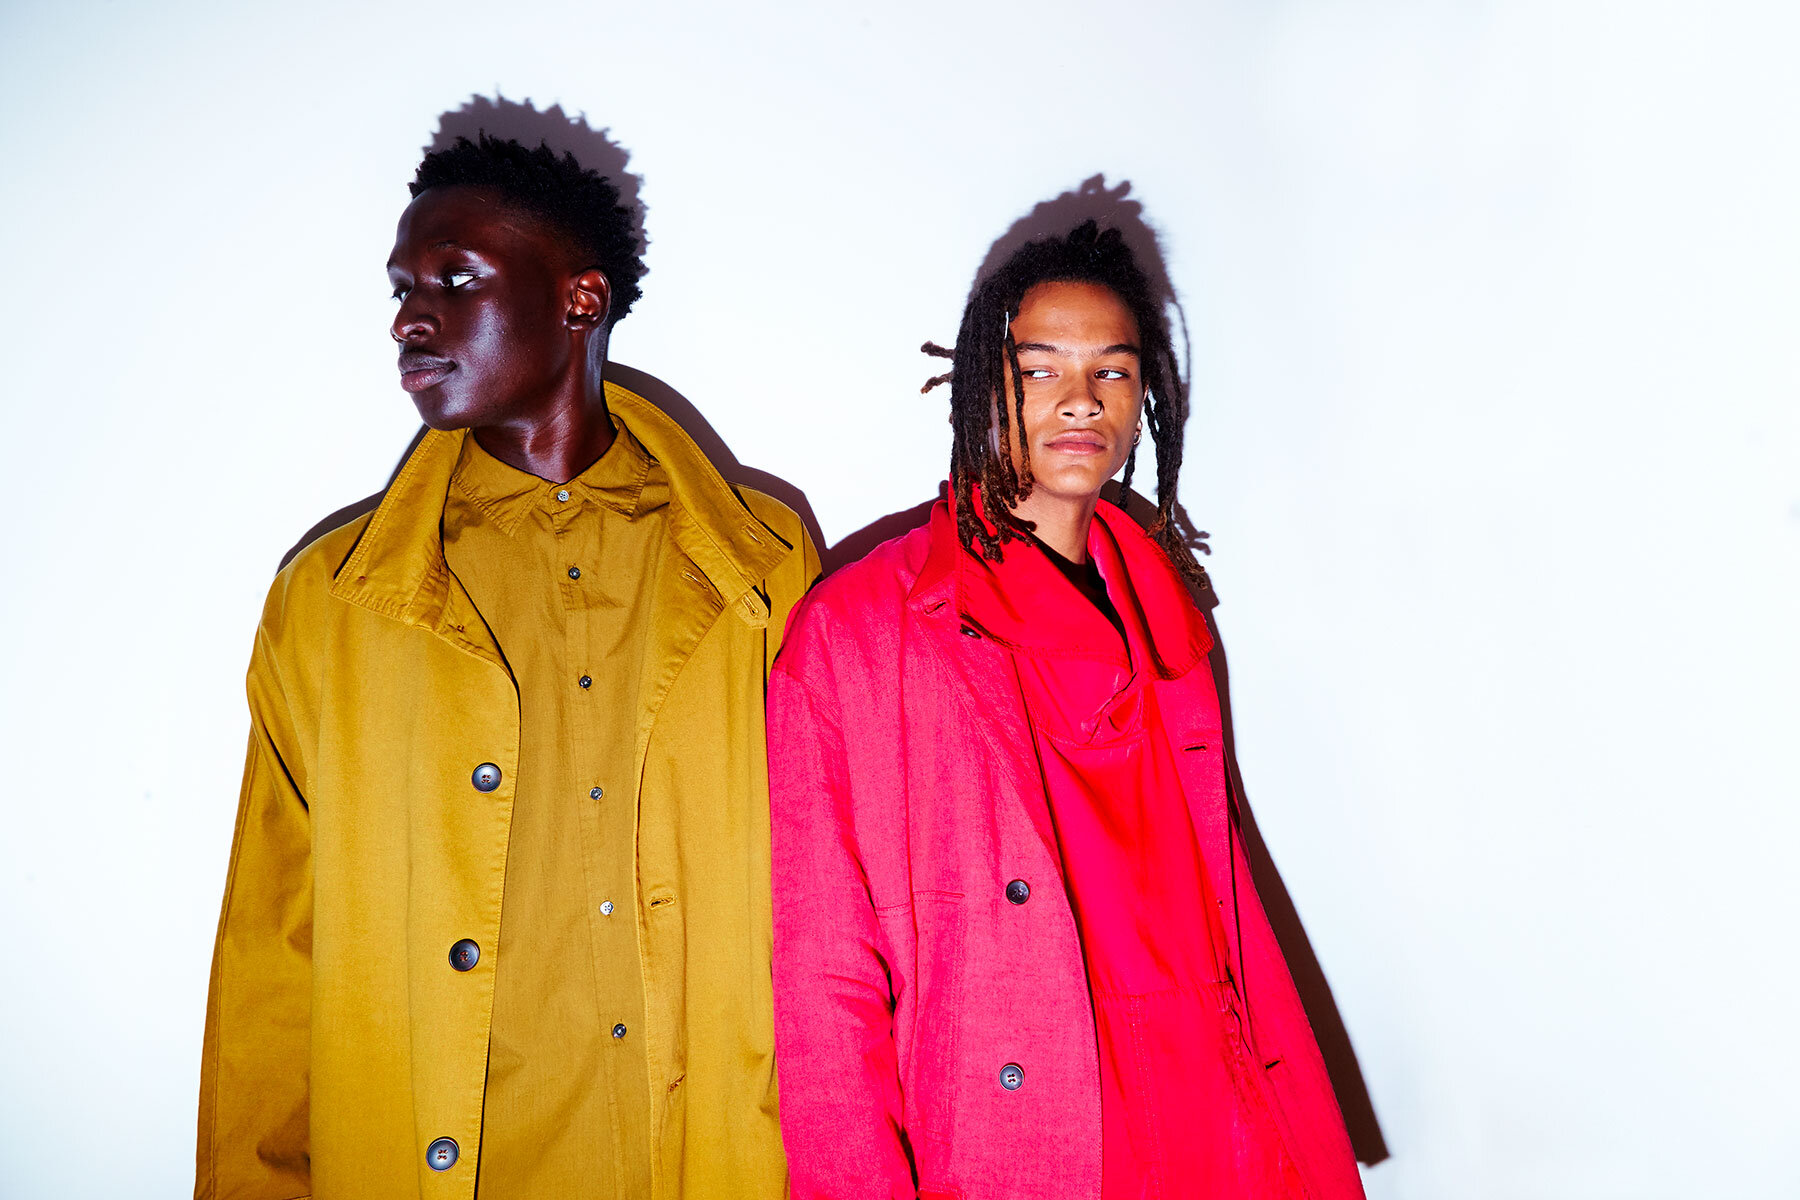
[
  {"xmin": 449, "ymin": 939, "xmax": 480, "ymax": 971},
  {"xmin": 471, "ymin": 763, "xmax": 502, "ymax": 792},
  {"xmin": 427, "ymin": 1136, "xmax": 459, "ymax": 1170}
]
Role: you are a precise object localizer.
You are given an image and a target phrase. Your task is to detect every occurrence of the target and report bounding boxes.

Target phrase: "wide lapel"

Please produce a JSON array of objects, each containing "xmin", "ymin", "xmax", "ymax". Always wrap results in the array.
[
  {"xmin": 328, "ymin": 426, "xmax": 508, "ymax": 671},
  {"xmin": 604, "ymin": 381, "xmax": 795, "ymax": 764},
  {"xmin": 906, "ymin": 501, "xmax": 1066, "ymax": 873}
]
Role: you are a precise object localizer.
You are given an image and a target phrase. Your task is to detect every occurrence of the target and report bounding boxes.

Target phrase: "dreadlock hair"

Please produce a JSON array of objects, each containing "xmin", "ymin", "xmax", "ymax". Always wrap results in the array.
[
  {"xmin": 923, "ymin": 220, "xmax": 1204, "ymax": 586},
  {"xmin": 411, "ymin": 132, "xmax": 645, "ymax": 323}
]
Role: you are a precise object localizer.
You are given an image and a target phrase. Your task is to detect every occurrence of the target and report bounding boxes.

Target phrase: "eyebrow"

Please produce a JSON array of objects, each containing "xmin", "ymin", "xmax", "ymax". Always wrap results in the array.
[
  {"xmin": 1013, "ymin": 341, "xmax": 1141, "ymax": 356},
  {"xmin": 386, "ymin": 239, "xmax": 474, "ymax": 269}
]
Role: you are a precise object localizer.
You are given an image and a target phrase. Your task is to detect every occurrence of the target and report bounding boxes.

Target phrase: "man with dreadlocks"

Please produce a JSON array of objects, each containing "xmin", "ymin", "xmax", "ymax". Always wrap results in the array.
[
  {"xmin": 196, "ymin": 133, "xmax": 815, "ymax": 1199},
  {"xmin": 767, "ymin": 221, "xmax": 1364, "ymax": 1199}
]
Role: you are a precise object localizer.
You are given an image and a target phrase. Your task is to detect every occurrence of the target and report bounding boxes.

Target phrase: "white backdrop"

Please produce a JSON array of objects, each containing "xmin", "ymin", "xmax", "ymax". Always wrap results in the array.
[{"xmin": 3, "ymin": 1, "xmax": 1797, "ymax": 1197}]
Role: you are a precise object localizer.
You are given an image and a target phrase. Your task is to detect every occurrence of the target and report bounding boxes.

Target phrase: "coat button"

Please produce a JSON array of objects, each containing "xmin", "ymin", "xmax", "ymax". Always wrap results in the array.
[
  {"xmin": 426, "ymin": 1137, "xmax": 459, "ymax": 1170},
  {"xmin": 449, "ymin": 939, "xmax": 480, "ymax": 971},
  {"xmin": 612, "ymin": 1023, "xmax": 628, "ymax": 1039},
  {"xmin": 578, "ymin": 675, "xmax": 592, "ymax": 689},
  {"xmin": 471, "ymin": 763, "xmax": 501, "ymax": 792},
  {"xmin": 590, "ymin": 786, "xmax": 604, "ymax": 801},
  {"xmin": 1005, "ymin": 879, "xmax": 1031, "ymax": 905},
  {"xmin": 960, "ymin": 625, "xmax": 981, "ymax": 638},
  {"xmin": 600, "ymin": 900, "xmax": 614, "ymax": 916},
  {"xmin": 568, "ymin": 566, "xmax": 581, "ymax": 580},
  {"xmin": 1000, "ymin": 1063, "xmax": 1024, "ymax": 1091}
]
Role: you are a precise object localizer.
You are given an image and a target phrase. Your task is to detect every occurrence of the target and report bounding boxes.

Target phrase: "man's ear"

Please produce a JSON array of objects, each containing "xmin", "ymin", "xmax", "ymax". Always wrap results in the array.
[{"xmin": 567, "ymin": 268, "xmax": 612, "ymax": 329}]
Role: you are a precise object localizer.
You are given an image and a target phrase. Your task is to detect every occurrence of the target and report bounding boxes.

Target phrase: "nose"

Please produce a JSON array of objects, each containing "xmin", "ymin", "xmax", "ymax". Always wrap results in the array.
[
  {"xmin": 391, "ymin": 294, "xmax": 438, "ymax": 344},
  {"xmin": 1058, "ymin": 377, "xmax": 1103, "ymax": 419}
]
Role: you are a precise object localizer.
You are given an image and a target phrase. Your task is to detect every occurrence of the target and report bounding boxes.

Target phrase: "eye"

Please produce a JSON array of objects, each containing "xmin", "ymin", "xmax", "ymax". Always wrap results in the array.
[
  {"xmin": 1020, "ymin": 367, "xmax": 1055, "ymax": 379},
  {"xmin": 1096, "ymin": 368, "xmax": 1132, "ymax": 380},
  {"xmin": 391, "ymin": 285, "xmax": 410, "ymax": 303},
  {"xmin": 444, "ymin": 270, "xmax": 477, "ymax": 289}
]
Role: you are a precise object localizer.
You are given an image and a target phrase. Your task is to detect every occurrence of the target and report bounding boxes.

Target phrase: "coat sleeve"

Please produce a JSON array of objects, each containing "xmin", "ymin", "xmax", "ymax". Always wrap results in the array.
[
  {"xmin": 768, "ymin": 659, "xmax": 915, "ymax": 1200},
  {"xmin": 196, "ymin": 626, "xmax": 313, "ymax": 1200}
]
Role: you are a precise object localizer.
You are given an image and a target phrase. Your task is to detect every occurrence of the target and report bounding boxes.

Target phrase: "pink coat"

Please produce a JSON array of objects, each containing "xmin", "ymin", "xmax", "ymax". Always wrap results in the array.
[{"xmin": 768, "ymin": 497, "xmax": 1365, "ymax": 1200}]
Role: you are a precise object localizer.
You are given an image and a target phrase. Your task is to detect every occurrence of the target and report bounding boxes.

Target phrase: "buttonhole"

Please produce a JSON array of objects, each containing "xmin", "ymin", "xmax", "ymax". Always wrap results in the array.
[
  {"xmin": 1184, "ymin": 743, "xmax": 1209, "ymax": 752},
  {"xmin": 649, "ymin": 896, "xmax": 675, "ymax": 909},
  {"xmin": 1264, "ymin": 1058, "xmax": 1282, "ymax": 1071},
  {"xmin": 743, "ymin": 525, "xmax": 763, "ymax": 544},
  {"xmin": 667, "ymin": 1073, "xmax": 686, "ymax": 1093},
  {"xmin": 924, "ymin": 600, "xmax": 946, "ymax": 614}
]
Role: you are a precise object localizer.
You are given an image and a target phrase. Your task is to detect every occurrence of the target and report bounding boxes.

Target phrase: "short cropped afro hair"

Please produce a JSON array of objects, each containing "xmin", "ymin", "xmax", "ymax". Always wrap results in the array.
[{"xmin": 411, "ymin": 132, "xmax": 645, "ymax": 323}]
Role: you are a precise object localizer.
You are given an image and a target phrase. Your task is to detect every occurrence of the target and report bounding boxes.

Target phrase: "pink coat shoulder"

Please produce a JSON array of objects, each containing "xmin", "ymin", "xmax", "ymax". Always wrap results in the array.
[{"xmin": 775, "ymin": 518, "xmax": 931, "ymax": 677}]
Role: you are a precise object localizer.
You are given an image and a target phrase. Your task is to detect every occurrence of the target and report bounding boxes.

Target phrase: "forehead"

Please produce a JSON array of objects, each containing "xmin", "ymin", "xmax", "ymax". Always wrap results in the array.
[
  {"xmin": 1012, "ymin": 280, "xmax": 1139, "ymax": 348},
  {"xmin": 389, "ymin": 185, "xmax": 568, "ymax": 266}
]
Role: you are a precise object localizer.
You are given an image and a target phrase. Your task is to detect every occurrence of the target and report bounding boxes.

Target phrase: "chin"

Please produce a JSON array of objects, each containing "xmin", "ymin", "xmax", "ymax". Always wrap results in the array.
[
  {"xmin": 409, "ymin": 390, "xmax": 482, "ymax": 432},
  {"xmin": 1032, "ymin": 469, "xmax": 1113, "ymax": 504}
]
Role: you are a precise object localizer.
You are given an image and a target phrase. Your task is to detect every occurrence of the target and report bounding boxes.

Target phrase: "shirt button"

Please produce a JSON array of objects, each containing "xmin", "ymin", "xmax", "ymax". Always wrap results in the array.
[
  {"xmin": 590, "ymin": 786, "xmax": 604, "ymax": 801},
  {"xmin": 613, "ymin": 1023, "xmax": 628, "ymax": 1039},
  {"xmin": 471, "ymin": 763, "xmax": 501, "ymax": 792},
  {"xmin": 1005, "ymin": 879, "xmax": 1031, "ymax": 905},
  {"xmin": 556, "ymin": 489, "xmax": 571, "ymax": 502},
  {"xmin": 578, "ymin": 675, "xmax": 592, "ymax": 689},
  {"xmin": 426, "ymin": 1137, "xmax": 459, "ymax": 1171},
  {"xmin": 600, "ymin": 900, "xmax": 614, "ymax": 916},
  {"xmin": 568, "ymin": 566, "xmax": 581, "ymax": 580},
  {"xmin": 449, "ymin": 939, "xmax": 480, "ymax": 971},
  {"xmin": 1000, "ymin": 1063, "xmax": 1024, "ymax": 1091}
]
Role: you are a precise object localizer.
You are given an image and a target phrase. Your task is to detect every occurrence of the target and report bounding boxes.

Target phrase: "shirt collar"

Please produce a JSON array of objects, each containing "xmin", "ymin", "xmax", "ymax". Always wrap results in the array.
[{"xmin": 449, "ymin": 419, "xmax": 654, "ymax": 536}]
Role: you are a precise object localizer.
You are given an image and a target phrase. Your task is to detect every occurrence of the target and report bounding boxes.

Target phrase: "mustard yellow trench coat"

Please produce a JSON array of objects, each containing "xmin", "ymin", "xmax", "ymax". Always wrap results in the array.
[{"xmin": 197, "ymin": 383, "xmax": 817, "ymax": 1200}]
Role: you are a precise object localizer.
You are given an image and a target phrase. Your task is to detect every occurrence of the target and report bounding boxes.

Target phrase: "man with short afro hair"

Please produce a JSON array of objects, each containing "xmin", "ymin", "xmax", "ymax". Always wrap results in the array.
[{"xmin": 196, "ymin": 131, "xmax": 815, "ymax": 1199}]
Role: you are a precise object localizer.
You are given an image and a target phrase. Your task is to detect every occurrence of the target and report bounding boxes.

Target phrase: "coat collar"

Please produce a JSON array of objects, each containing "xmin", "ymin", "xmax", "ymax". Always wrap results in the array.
[
  {"xmin": 908, "ymin": 491, "xmax": 1212, "ymax": 678},
  {"xmin": 329, "ymin": 380, "xmax": 792, "ymax": 647}
]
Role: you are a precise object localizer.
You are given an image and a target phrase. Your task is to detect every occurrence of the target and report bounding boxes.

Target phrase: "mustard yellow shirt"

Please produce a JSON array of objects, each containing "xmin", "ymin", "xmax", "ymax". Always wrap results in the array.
[{"xmin": 442, "ymin": 426, "xmax": 662, "ymax": 1195}]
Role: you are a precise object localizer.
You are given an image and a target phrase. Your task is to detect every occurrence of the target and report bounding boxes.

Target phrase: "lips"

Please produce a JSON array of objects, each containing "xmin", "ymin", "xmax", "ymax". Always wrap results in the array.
[
  {"xmin": 1045, "ymin": 433, "xmax": 1107, "ymax": 455},
  {"xmin": 398, "ymin": 351, "xmax": 455, "ymax": 393}
]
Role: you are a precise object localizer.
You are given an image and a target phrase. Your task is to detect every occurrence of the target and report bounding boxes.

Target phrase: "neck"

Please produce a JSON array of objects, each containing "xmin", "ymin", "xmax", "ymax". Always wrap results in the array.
[
  {"xmin": 1010, "ymin": 487, "xmax": 1099, "ymax": 564},
  {"xmin": 472, "ymin": 335, "xmax": 616, "ymax": 483}
]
